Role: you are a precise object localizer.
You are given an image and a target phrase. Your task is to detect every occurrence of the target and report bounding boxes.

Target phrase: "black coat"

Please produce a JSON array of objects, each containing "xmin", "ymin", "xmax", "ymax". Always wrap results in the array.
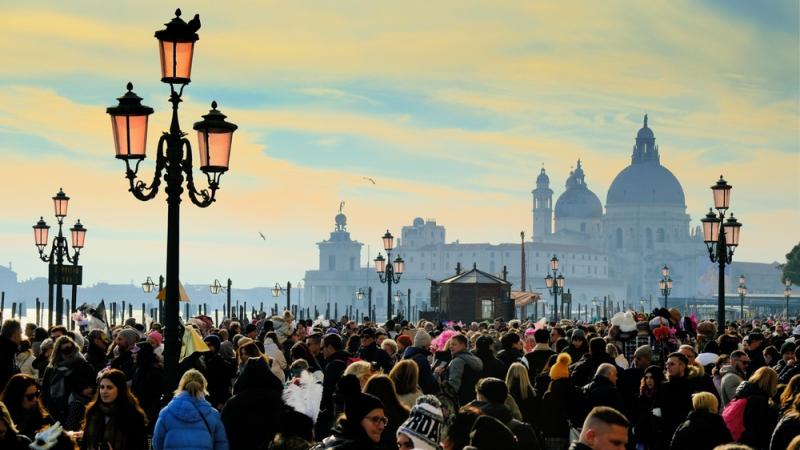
[
  {"xmin": 472, "ymin": 402, "xmax": 541, "ymax": 450},
  {"xmin": 311, "ymin": 420, "xmax": 380, "ymax": 450},
  {"xmin": 658, "ymin": 375, "xmax": 694, "ymax": 439},
  {"xmin": 221, "ymin": 357, "xmax": 285, "ymax": 450},
  {"xmin": 735, "ymin": 382, "xmax": 780, "ymax": 450},
  {"xmin": 403, "ymin": 346, "xmax": 438, "ymax": 395},
  {"xmin": 669, "ymin": 410, "xmax": 732, "ymax": 450},
  {"xmin": 201, "ymin": 352, "xmax": 236, "ymax": 408},
  {"xmin": 357, "ymin": 343, "xmax": 393, "ymax": 373},
  {"xmin": 524, "ymin": 347, "xmax": 555, "ymax": 381},
  {"xmin": 770, "ymin": 413, "xmax": 800, "ymax": 450},
  {"xmin": 316, "ymin": 350, "xmax": 350, "ymax": 439},
  {"xmin": 475, "ymin": 350, "xmax": 506, "ymax": 380},
  {"xmin": 569, "ymin": 353, "xmax": 616, "ymax": 388},
  {"xmin": 633, "ymin": 392, "xmax": 666, "ymax": 450},
  {"xmin": 540, "ymin": 378, "xmax": 582, "ymax": 438},
  {"xmin": 497, "ymin": 348, "xmax": 525, "ymax": 373},
  {"xmin": 131, "ymin": 364, "xmax": 165, "ymax": 432},
  {"xmin": 581, "ymin": 375, "xmax": 624, "ymax": 424},
  {"xmin": 41, "ymin": 355, "xmax": 96, "ymax": 423},
  {"xmin": 0, "ymin": 335, "xmax": 20, "ymax": 391}
]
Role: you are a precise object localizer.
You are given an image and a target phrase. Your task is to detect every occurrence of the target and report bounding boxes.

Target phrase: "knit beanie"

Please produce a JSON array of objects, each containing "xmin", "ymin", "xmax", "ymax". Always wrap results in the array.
[
  {"xmin": 203, "ymin": 334, "xmax": 221, "ymax": 350},
  {"xmin": 469, "ymin": 415, "xmax": 517, "ymax": 450},
  {"xmin": 549, "ymin": 353, "xmax": 571, "ymax": 380},
  {"xmin": 397, "ymin": 335, "xmax": 413, "ymax": 349},
  {"xmin": 117, "ymin": 328, "xmax": 140, "ymax": 345},
  {"xmin": 414, "ymin": 330, "xmax": 432, "ymax": 348},
  {"xmin": 147, "ymin": 331, "xmax": 163, "ymax": 347},
  {"xmin": 338, "ymin": 374, "xmax": 384, "ymax": 423},
  {"xmin": 396, "ymin": 395, "xmax": 444, "ymax": 450}
]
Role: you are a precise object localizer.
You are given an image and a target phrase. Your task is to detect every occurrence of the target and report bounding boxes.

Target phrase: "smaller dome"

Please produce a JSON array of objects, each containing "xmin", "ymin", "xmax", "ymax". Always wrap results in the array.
[
  {"xmin": 536, "ymin": 167, "xmax": 549, "ymax": 185},
  {"xmin": 335, "ymin": 213, "xmax": 347, "ymax": 226},
  {"xmin": 413, "ymin": 217, "xmax": 424, "ymax": 226},
  {"xmin": 555, "ymin": 188, "xmax": 603, "ymax": 219},
  {"xmin": 636, "ymin": 114, "xmax": 654, "ymax": 139}
]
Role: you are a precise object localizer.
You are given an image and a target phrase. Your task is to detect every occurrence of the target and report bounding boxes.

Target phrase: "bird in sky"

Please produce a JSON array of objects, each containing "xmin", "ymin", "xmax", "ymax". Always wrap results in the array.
[
  {"xmin": 259, "ymin": 232, "xmax": 266, "ymax": 240},
  {"xmin": 363, "ymin": 177, "xmax": 376, "ymax": 184}
]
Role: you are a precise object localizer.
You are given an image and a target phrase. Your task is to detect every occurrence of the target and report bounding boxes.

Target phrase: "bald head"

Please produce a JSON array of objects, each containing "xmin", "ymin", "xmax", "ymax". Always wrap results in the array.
[{"xmin": 596, "ymin": 363, "xmax": 618, "ymax": 385}]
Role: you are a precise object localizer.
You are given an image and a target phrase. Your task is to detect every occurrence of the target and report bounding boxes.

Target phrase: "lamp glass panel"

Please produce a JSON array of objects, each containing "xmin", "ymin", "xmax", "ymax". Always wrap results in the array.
[
  {"xmin": 549, "ymin": 257, "xmax": 559, "ymax": 271},
  {"xmin": 197, "ymin": 129, "xmax": 233, "ymax": 171},
  {"xmin": 713, "ymin": 186, "xmax": 731, "ymax": 210},
  {"xmin": 382, "ymin": 234, "xmax": 394, "ymax": 251},
  {"xmin": 111, "ymin": 115, "xmax": 149, "ymax": 158},
  {"xmin": 34, "ymin": 226, "xmax": 49, "ymax": 247},
  {"xmin": 375, "ymin": 257, "xmax": 386, "ymax": 273},
  {"xmin": 724, "ymin": 222, "xmax": 740, "ymax": 246},
  {"xmin": 544, "ymin": 276, "xmax": 553, "ymax": 288},
  {"xmin": 556, "ymin": 276, "xmax": 565, "ymax": 288},
  {"xmin": 159, "ymin": 41, "xmax": 195, "ymax": 82},
  {"xmin": 71, "ymin": 228, "xmax": 86, "ymax": 249},
  {"xmin": 53, "ymin": 197, "xmax": 69, "ymax": 218},
  {"xmin": 661, "ymin": 266, "xmax": 669, "ymax": 277}
]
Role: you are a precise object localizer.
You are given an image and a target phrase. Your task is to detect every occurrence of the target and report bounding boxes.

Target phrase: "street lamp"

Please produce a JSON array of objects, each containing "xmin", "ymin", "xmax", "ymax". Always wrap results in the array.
[
  {"xmin": 374, "ymin": 230, "xmax": 404, "ymax": 321},
  {"xmin": 544, "ymin": 255, "xmax": 566, "ymax": 321},
  {"xmin": 659, "ymin": 265, "xmax": 673, "ymax": 308},
  {"xmin": 108, "ymin": 9, "xmax": 238, "ymax": 391},
  {"xmin": 592, "ymin": 297, "xmax": 598, "ymax": 321},
  {"xmin": 356, "ymin": 287, "xmax": 372, "ymax": 322},
  {"xmin": 210, "ymin": 278, "xmax": 233, "ymax": 318},
  {"xmin": 737, "ymin": 275, "xmax": 747, "ymax": 319},
  {"xmin": 785, "ymin": 279, "xmax": 792, "ymax": 318},
  {"xmin": 700, "ymin": 175, "xmax": 742, "ymax": 329},
  {"xmin": 640, "ymin": 298, "xmax": 645, "ymax": 312},
  {"xmin": 272, "ymin": 282, "xmax": 292, "ymax": 312},
  {"xmin": 142, "ymin": 277, "xmax": 156, "ymax": 293},
  {"xmin": 33, "ymin": 189, "xmax": 87, "ymax": 327}
]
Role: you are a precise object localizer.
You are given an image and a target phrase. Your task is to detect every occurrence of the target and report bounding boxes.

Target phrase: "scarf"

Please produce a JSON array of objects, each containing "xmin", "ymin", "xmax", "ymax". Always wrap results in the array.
[{"xmin": 85, "ymin": 403, "xmax": 127, "ymax": 450}]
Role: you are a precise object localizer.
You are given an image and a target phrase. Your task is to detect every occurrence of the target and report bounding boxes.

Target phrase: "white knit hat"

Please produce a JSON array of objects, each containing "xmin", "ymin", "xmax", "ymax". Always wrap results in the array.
[{"xmin": 397, "ymin": 395, "xmax": 444, "ymax": 450}]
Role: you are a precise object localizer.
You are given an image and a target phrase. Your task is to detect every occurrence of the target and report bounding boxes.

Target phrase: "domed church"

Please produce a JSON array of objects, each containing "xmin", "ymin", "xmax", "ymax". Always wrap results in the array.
[{"xmin": 533, "ymin": 115, "xmax": 703, "ymax": 300}]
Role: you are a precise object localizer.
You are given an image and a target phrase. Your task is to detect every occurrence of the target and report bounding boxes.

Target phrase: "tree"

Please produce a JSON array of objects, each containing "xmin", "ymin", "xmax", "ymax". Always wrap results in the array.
[{"xmin": 783, "ymin": 242, "xmax": 800, "ymax": 286}]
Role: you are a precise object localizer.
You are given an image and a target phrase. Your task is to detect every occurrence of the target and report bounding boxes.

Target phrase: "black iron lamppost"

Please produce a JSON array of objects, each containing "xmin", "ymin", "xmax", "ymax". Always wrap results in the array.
[
  {"xmin": 356, "ymin": 287, "xmax": 372, "ymax": 322},
  {"xmin": 33, "ymin": 189, "xmax": 87, "ymax": 327},
  {"xmin": 737, "ymin": 275, "xmax": 747, "ymax": 319},
  {"xmin": 142, "ymin": 275, "xmax": 164, "ymax": 322},
  {"xmin": 272, "ymin": 282, "xmax": 292, "ymax": 313},
  {"xmin": 659, "ymin": 265, "xmax": 673, "ymax": 309},
  {"xmin": 544, "ymin": 255, "xmax": 565, "ymax": 322},
  {"xmin": 107, "ymin": 9, "xmax": 238, "ymax": 392},
  {"xmin": 592, "ymin": 297, "xmax": 598, "ymax": 321},
  {"xmin": 784, "ymin": 279, "xmax": 792, "ymax": 318},
  {"xmin": 210, "ymin": 278, "xmax": 232, "ymax": 318},
  {"xmin": 374, "ymin": 230, "xmax": 404, "ymax": 321},
  {"xmin": 640, "ymin": 298, "xmax": 645, "ymax": 312},
  {"xmin": 700, "ymin": 175, "xmax": 742, "ymax": 329}
]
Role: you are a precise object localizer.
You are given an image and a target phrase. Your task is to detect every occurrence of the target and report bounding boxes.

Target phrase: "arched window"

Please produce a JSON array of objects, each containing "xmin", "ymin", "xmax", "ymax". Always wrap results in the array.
[
  {"xmin": 615, "ymin": 228, "xmax": 623, "ymax": 249},
  {"xmin": 656, "ymin": 228, "xmax": 665, "ymax": 243},
  {"xmin": 646, "ymin": 228, "xmax": 653, "ymax": 249}
]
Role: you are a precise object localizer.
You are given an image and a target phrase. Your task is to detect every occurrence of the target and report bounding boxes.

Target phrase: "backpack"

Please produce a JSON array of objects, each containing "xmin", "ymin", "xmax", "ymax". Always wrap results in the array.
[{"xmin": 722, "ymin": 397, "xmax": 748, "ymax": 441}]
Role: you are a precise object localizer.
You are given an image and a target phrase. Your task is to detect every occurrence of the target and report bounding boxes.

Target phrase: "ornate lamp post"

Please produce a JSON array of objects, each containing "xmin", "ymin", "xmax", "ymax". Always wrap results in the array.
[
  {"xmin": 356, "ymin": 287, "xmax": 372, "ymax": 322},
  {"xmin": 659, "ymin": 265, "xmax": 673, "ymax": 308},
  {"xmin": 374, "ymin": 230, "xmax": 404, "ymax": 321},
  {"xmin": 272, "ymin": 282, "xmax": 292, "ymax": 312},
  {"xmin": 784, "ymin": 279, "xmax": 792, "ymax": 318},
  {"xmin": 33, "ymin": 189, "xmax": 87, "ymax": 327},
  {"xmin": 737, "ymin": 275, "xmax": 747, "ymax": 319},
  {"xmin": 591, "ymin": 297, "xmax": 598, "ymax": 321},
  {"xmin": 700, "ymin": 175, "xmax": 742, "ymax": 329},
  {"xmin": 544, "ymin": 255, "xmax": 565, "ymax": 322},
  {"xmin": 142, "ymin": 277, "xmax": 156, "ymax": 294},
  {"xmin": 210, "ymin": 278, "xmax": 232, "ymax": 318},
  {"xmin": 107, "ymin": 9, "xmax": 238, "ymax": 391}
]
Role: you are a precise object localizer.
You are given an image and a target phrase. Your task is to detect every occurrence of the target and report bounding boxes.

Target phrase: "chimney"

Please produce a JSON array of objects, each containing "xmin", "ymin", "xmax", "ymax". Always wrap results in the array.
[
  {"xmin": 502, "ymin": 265, "xmax": 508, "ymax": 281},
  {"xmin": 455, "ymin": 262, "xmax": 462, "ymax": 275}
]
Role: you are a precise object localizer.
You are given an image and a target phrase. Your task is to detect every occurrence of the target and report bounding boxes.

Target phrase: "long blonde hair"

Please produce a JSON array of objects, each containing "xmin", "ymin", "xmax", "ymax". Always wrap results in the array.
[
  {"xmin": 176, "ymin": 369, "xmax": 209, "ymax": 398},
  {"xmin": 389, "ymin": 359, "xmax": 419, "ymax": 396},
  {"xmin": 505, "ymin": 362, "xmax": 534, "ymax": 401},
  {"xmin": 344, "ymin": 360, "xmax": 374, "ymax": 388},
  {"xmin": 749, "ymin": 366, "xmax": 779, "ymax": 397}
]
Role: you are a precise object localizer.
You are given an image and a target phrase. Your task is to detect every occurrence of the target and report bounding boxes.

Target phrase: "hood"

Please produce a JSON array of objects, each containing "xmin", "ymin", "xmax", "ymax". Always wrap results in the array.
[
  {"xmin": 167, "ymin": 392, "xmax": 215, "ymax": 423},
  {"xmin": 472, "ymin": 400, "xmax": 512, "ymax": 424},
  {"xmin": 455, "ymin": 351, "xmax": 483, "ymax": 370},
  {"xmin": 234, "ymin": 356, "xmax": 281, "ymax": 394},
  {"xmin": 719, "ymin": 365, "xmax": 743, "ymax": 378}
]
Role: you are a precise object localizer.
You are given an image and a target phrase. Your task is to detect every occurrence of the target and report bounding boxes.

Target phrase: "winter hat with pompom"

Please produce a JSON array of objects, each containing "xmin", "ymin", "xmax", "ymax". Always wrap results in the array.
[
  {"xmin": 396, "ymin": 395, "xmax": 445, "ymax": 450},
  {"xmin": 549, "ymin": 352, "xmax": 572, "ymax": 380}
]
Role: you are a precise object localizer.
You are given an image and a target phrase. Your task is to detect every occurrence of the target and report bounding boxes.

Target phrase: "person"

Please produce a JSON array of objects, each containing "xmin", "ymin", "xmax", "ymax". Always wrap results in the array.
[
  {"xmin": 40, "ymin": 336, "xmax": 95, "ymax": 423},
  {"xmin": 395, "ymin": 395, "xmax": 444, "ymax": 450},
  {"xmin": 0, "ymin": 319, "xmax": 22, "ymax": 391},
  {"xmin": 726, "ymin": 366, "xmax": 780, "ymax": 450},
  {"xmin": 497, "ymin": 332, "xmax": 526, "ymax": 373},
  {"xmin": 779, "ymin": 374, "xmax": 800, "ymax": 413},
  {"xmin": 540, "ymin": 352, "xmax": 578, "ymax": 450},
  {"xmin": 110, "ymin": 328, "xmax": 139, "ymax": 380},
  {"xmin": 357, "ymin": 328, "xmax": 393, "ymax": 374},
  {"xmin": 525, "ymin": 328, "xmax": 555, "ymax": 381},
  {"xmin": 200, "ymin": 335, "xmax": 235, "ymax": 410},
  {"xmin": 471, "ymin": 377, "xmax": 540, "ymax": 450},
  {"xmin": 33, "ymin": 339, "xmax": 54, "ymax": 383},
  {"xmin": 569, "ymin": 406, "xmax": 629, "ymax": 450},
  {"xmin": 221, "ymin": 356, "xmax": 284, "ymax": 450},
  {"xmin": 581, "ymin": 364, "xmax": 624, "ymax": 422},
  {"xmin": 402, "ymin": 330, "xmax": 437, "ymax": 395},
  {"xmin": 744, "ymin": 333, "xmax": 767, "ymax": 374},
  {"xmin": 474, "ymin": 335, "xmax": 505, "ymax": 380},
  {"xmin": 565, "ymin": 329, "xmax": 588, "ymax": 364},
  {"xmin": 632, "ymin": 366, "xmax": 665, "ymax": 450},
  {"xmin": 270, "ymin": 409, "xmax": 314, "ymax": 450},
  {"xmin": 130, "ymin": 341, "xmax": 164, "ymax": 433},
  {"xmin": 720, "ymin": 350, "xmax": 750, "ymax": 409},
  {"xmin": 364, "ymin": 375, "xmax": 409, "ymax": 450},
  {"xmin": 464, "ymin": 414, "xmax": 519, "ymax": 450},
  {"xmin": 443, "ymin": 334, "xmax": 483, "ymax": 406},
  {"xmin": 16, "ymin": 339, "xmax": 36, "ymax": 378},
  {"xmin": 505, "ymin": 362, "xmax": 537, "ymax": 425},
  {"xmin": 81, "ymin": 369, "xmax": 148, "ymax": 450},
  {"xmin": 440, "ymin": 409, "xmax": 480, "ymax": 450},
  {"xmin": 658, "ymin": 352, "xmax": 694, "ymax": 441},
  {"xmin": 316, "ymin": 333, "xmax": 350, "ymax": 439},
  {"xmin": 84, "ymin": 330, "xmax": 110, "ymax": 376},
  {"xmin": 570, "ymin": 337, "xmax": 617, "ymax": 388},
  {"xmin": 0, "ymin": 374, "xmax": 53, "ymax": 440},
  {"xmin": 389, "ymin": 360, "xmax": 422, "ymax": 409},
  {"xmin": 381, "ymin": 339, "xmax": 398, "ymax": 363},
  {"xmin": 669, "ymin": 391, "xmax": 732, "ymax": 450},
  {"xmin": 0, "ymin": 400, "xmax": 31, "ymax": 450},
  {"xmin": 771, "ymin": 393, "xmax": 800, "ymax": 450},
  {"xmin": 344, "ymin": 361, "xmax": 375, "ymax": 389},
  {"xmin": 152, "ymin": 369, "xmax": 228, "ymax": 450},
  {"xmin": 311, "ymin": 374, "xmax": 386, "ymax": 450}
]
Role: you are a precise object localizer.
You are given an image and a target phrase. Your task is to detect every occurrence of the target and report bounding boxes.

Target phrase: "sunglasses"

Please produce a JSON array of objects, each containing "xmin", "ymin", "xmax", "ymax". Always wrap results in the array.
[
  {"xmin": 24, "ymin": 391, "xmax": 40, "ymax": 401},
  {"xmin": 366, "ymin": 415, "xmax": 389, "ymax": 426}
]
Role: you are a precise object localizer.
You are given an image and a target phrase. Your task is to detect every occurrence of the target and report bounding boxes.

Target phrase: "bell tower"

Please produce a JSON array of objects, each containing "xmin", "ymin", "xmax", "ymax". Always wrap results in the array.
[{"xmin": 532, "ymin": 166, "xmax": 553, "ymax": 242}]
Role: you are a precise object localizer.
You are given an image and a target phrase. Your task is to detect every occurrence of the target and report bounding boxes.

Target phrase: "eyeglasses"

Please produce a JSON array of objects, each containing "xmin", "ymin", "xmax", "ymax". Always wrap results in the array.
[
  {"xmin": 24, "ymin": 391, "xmax": 40, "ymax": 401},
  {"xmin": 366, "ymin": 415, "xmax": 389, "ymax": 426}
]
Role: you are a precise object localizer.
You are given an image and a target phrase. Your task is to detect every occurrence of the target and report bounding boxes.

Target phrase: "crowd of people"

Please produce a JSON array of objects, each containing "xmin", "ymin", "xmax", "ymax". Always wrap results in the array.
[{"xmin": 0, "ymin": 306, "xmax": 799, "ymax": 450}]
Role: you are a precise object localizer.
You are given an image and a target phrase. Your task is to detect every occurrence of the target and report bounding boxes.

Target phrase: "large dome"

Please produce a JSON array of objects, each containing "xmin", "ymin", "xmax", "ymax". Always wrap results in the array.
[
  {"xmin": 606, "ymin": 115, "xmax": 685, "ymax": 207},
  {"xmin": 606, "ymin": 163, "xmax": 685, "ymax": 206},
  {"xmin": 554, "ymin": 160, "xmax": 603, "ymax": 219}
]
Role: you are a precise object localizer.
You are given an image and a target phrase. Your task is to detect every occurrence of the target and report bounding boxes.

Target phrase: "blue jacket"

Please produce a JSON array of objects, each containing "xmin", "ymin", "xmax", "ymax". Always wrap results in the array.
[{"xmin": 153, "ymin": 392, "xmax": 229, "ymax": 450}]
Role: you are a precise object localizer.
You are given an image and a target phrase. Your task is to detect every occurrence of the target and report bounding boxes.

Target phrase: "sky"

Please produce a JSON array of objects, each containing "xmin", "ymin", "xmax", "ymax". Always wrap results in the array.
[{"xmin": 0, "ymin": 1, "xmax": 798, "ymax": 289}]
